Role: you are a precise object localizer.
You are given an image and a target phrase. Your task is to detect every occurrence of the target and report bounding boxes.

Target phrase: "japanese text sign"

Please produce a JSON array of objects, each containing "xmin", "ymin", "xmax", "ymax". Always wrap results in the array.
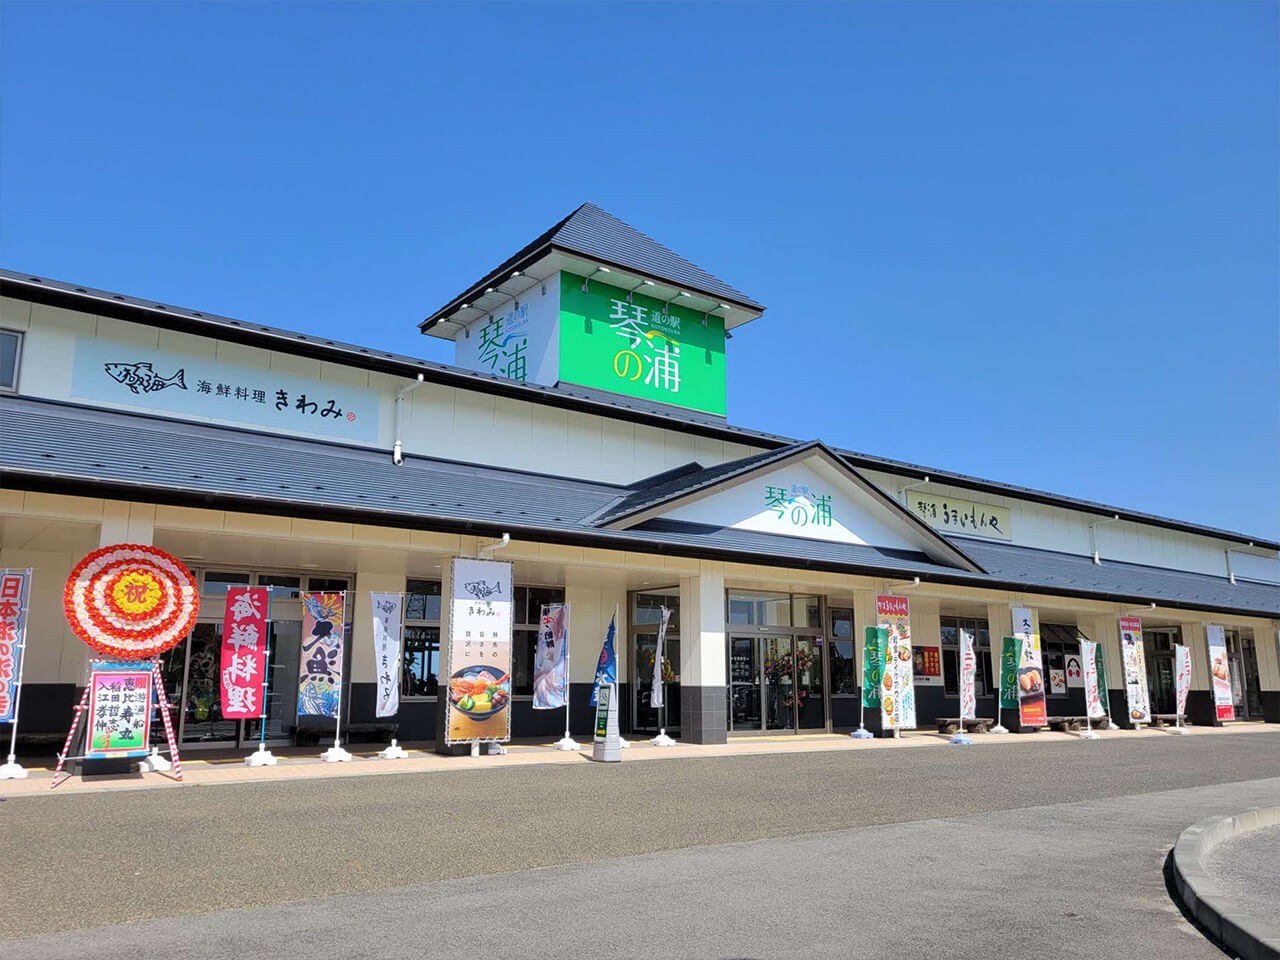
[
  {"xmin": 298, "ymin": 593, "xmax": 346, "ymax": 718},
  {"xmin": 371, "ymin": 593, "xmax": 403, "ymax": 719},
  {"xmin": 877, "ymin": 595, "xmax": 916, "ymax": 729},
  {"xmin": 445, "ymin": 558, "xmax": 513, "ymax": 744},
  {"xmin": 907, "ymin": 491, "xmax": 1011, "ymax": 540},
  {"xmin": 1118, "ymin": 616, "xmax": 1151, "ymax": 724},
  {"xmin": 220, "ymin": 587, "xmax": 268, "ymax": 720},
  {"xmin": 1206, "ymin": 625, "xmax": 1233, "ymax": 722},
  {"xmin": 0, "ymin": 570, "xmax": 31, "ymax": 722},
  {"xmin": 87, "ymin": 662, "xmax": 154, "ymax": 758},
  {"xmin": 1012, "ymin": 605, "xmax": 1046, "ymax": 727}
]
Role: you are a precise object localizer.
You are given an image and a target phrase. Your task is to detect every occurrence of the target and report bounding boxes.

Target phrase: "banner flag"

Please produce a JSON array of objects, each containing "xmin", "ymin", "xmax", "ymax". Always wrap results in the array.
[
  {"xmin": 298, "ymin": 592, "xmax": 346, "ymax": 718},
  {"xmin": 651, "ymin": 606, "xmax": 671, "ymax": 709},
  {"xmin": 1012, "ymin": 606, "xmax": 1046, "ymax": 727},
  {"xmin": 0, "ymin": 570, "xmax": 32, "ymax": 723},
  {"xmin": 1174, "ymin": 643, "xmax": 1192, "ymax": 719},
  {"xmin": 959, "ymin": 625, "xmax": 977, "ymax": 721},
  {"xmin": 590, "ymin": 613, "xmax": 618, "ymax": 707},
  {"xmin": 877, "ymin": 595, "xmax": 916, "ymax": 730},
  {"xmin": 999, "ymin": 637, "xmax": 1019, "ymax": 710},
  {"xmin": 371, "ymin": 592, "xmax": 403, "ymax": 718},
  {"xmin": 1095, "ymin": 643, "xmax": 1108, "ymax": 708},
  {"xmin": 533, "ymin": 602, "xmax": 569, "ymax": 710},
  {"xmin": 1081, "ymin": 640, "xmax": 1105, "ymax": 720},
  {"xmin": 1118, "ymin": 616, "xmax": 1151, "ymax": 724},
  {"xmin": 1206, "ymin": 625, "xmax": 1233, "ymax": 721},
  {"xmin": 444, "ymin": 558, "xmax": 514, "ymax": 744},
  {"xmin": 220, "ymin": 586, "xmax": 269, "ymax": 720},
  {"xmin": 861, "ymin": 626, "xmax": 885, "ymax": 709}
]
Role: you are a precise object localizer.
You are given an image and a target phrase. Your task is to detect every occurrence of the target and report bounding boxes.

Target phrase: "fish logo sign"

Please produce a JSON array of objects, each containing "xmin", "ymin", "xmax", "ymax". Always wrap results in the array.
[
  {"xmin": 463, "ymin": 580, "xmax": 503, "ymax": 601},
  {"xmin": 103, "ymin": 361, "xmax": 187, "ymax": 395}
]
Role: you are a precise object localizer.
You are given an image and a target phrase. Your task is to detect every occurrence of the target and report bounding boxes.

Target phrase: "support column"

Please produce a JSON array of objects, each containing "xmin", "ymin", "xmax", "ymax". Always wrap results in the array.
[
  {"xmin": 679, "ymin": 561, "xmax": 726, "ymax": 744},
  {"xmin": 985, "ymin": 602, "xmax": 1013, "ymax": 704}
]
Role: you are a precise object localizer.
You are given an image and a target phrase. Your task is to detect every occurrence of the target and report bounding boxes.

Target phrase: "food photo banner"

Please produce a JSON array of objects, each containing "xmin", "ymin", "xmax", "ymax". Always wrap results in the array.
[
  {"xmin": 298, "ymin": 593, "xmax": 346, "ymax": 718},
  {"xmin": 1118, "ymin": 616, "xmax": 1151, "ymax": 724},
  {"xmin": 371, "ymin": 593, "xmax": 404, "ymax": 718},
  {"xmin": 0, "ymin": 570, "xmax": 31, "ymax": 723},
  {"xmin": 877, "ymin": 595, "xmax": 916, "ymax": 730},
  {"xmin": 445, "ymin": 558, "xmax": 513, "ymax": 744},
  {"xmin": 1206, "ymin": 625, "xmax": 1233, "ymax": 721},
  {"xmin": 1011, "ymin": 605, "xmax": 1046, "ymax": 727},
  {"xmin": 220, "ymin": 587, "xmax": 268, "ymax": 720}
]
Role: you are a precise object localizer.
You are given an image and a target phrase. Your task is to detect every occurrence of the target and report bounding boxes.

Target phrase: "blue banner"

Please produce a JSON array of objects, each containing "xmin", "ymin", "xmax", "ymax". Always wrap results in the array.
[{"xmin": 589, "ymin": 614, "xmax": 617, "ymax": 707}]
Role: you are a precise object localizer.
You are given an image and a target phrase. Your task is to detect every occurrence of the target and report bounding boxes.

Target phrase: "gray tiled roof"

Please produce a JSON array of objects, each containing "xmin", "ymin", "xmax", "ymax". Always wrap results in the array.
[{"xmin": 2, "ymin": 397, "xmax": 1276, "ymax": 617}]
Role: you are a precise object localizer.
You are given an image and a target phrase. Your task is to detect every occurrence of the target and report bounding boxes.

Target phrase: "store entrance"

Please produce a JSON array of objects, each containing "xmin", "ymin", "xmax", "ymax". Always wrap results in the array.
[
  {"xmin": 1226, "ymin": 630, "xmax": 1263, "ymax": 720},
  {"xmin": 727, "ymin": 634, "xmax": 825, "ymax": 733},
  {"xmin": 1143, "ymin": 628, "xmax": 1179, "ymax": 717}
]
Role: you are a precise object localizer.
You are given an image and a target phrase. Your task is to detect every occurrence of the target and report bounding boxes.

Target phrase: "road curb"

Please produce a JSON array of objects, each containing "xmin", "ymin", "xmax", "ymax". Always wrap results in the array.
[{"xmin": 1171, "ymin": 805, "xmax": 1280, "ymax": 959}]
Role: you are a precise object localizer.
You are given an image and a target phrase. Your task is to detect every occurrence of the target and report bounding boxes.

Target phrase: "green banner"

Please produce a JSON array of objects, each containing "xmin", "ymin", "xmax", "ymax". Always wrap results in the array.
[
  {"xmin": 999, "ymin": 636, "xmax": 1019, "ymax": 709},
  {"xmin": 1095, "ymin": 648, "xmax": 1108, "ymax": 703},
  {"xmin": 558, "ymin": 272, "xmax": 727, "ymax": 415},
  {"xmin": 862, "ymin": 626, "xmax": 886, "ymax": 708}
]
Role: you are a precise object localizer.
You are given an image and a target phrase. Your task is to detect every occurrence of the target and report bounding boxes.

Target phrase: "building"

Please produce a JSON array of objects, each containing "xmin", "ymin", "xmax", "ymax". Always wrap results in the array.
[{"xmin": 1, "ymin": 202, "xmax": 1277, "ymax": 751}]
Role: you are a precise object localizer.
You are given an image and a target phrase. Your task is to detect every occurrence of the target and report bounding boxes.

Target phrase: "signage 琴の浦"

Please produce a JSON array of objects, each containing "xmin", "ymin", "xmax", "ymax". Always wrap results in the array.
[
  {"xmin": 907, "ymin": 491, "xmax": 1011, "ymax": 540},
  {"xmin": 558, "ymin": 272, "xmax": 727, "ymax": 416}
]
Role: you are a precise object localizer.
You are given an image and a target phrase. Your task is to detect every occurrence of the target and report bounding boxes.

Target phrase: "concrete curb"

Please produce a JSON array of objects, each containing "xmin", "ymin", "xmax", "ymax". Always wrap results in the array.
[{"xmin": 1171, "ymin": 805, "xmax": 1280, "ymax": 959}]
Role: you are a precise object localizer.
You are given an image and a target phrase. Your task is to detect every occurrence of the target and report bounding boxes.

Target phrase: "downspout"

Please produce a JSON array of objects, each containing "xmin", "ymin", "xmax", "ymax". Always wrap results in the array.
[
  {"xmin": 392, "ymin": 373, "xmax": 425, "ymax": 466},
  {"xmin": 1089, "ymin": 514, "xmax": 1121, "ymax": 565}
]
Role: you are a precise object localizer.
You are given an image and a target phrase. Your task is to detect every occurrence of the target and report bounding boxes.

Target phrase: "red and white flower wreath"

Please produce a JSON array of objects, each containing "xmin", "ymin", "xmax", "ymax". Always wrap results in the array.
[{"xmin": 63, "ymin": 543, "xmax": 200, "ymax": 660}]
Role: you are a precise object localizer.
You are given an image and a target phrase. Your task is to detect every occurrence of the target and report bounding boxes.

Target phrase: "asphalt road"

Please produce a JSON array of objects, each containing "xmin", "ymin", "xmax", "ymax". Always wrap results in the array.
[
  {"xmin": 2, "ymin": 730, "xmax": 1279, "ymax": 959},
  {"xmin": 1203, "ymin": 821, "xmax": 1280, "ymax": 923}
]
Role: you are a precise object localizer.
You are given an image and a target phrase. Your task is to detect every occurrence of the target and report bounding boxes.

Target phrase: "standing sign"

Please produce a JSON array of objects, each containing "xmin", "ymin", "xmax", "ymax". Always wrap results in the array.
[
  {"xmin": 0, "ymin": 570, "xmax": 31, "ymax": 723},
  {"xmin": 590, "ymin": 613, "xmax": 619, "ymax": 708},
  {"xmin": 1206, "ymin": 625, "xmax": 1233, "ymax": 722},
  {"xmin": 298, "ymin": 593, "xmax": 346, "ymax": 718},
  {"xmin": 912, "ymin": 646, "xmax": 944, "ymax": 686},
  {"xmin": 1012, "ymin": 606, "xmax": 1046, "ymax": 727},
  {"xmin": 999, "ymin": 637, "xmax": 1019, "ymax": 710},
  {"xmin": 862, "ymin": 626, "xmax": 885, "ymax": 709},
  {"xmin": 532, "ymin": 602, "xmax": 569, "ymax": 710},
  {"xmin": 651, "ymin": 606, "xmax": 671, "ymax": 710},
  {"xmin": 1118, "ymin": 616, "xmax": 1151, "ymax": 724},
  {"xmin": 1081, "ymin": 641, "xmax": 1105, "ymax": 720},
  {"xmin": 877, "ymin": 595, "xmax": 916, "ymax": 730},
  {"xmin": 1174, "ymin": 643, "xmax": 1192, "ymax": 719},
  {"xmin": 220, "ymin": 587, "xmax": 269, "ymax": 720},
  {"xmin": 86, "ymin": 662, "xmax": 154, "ymax": 759},
  {"xmin": 959, "ymin": 625, "xmax": 977, "ymax": 722},
  {"xmin": 371, "ymin": 593, "xmax": 404, "ymax": 718},
  {"xmin": 445, "ymin": 558, "xmax": 514, "ymax": 745}
]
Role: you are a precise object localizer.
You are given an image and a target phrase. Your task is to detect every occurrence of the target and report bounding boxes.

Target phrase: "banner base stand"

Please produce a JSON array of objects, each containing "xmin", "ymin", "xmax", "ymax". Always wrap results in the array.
[
  {"xmin": 487, "ymin": 742, "xmax": 507, "ymax": 756},
  {"xmin": 0, "ymin": 756, "xmax": 28, "ymax": 780},
  {"xmin": 321, "ymin": 745, "xmax": 353, "ymax": 763},
  {"xmin": 554, "ymin": 735, "xmax": 581, "ymax": 751},
  {"xmin": 650, "ymin": 730, "xmax": 676, "ymax": 747},
  {"xmin": 1078, "ymin": 729, "xmax": 1102, "ymax": 740},
  {"xmin": 850, "ymin": 726, "xmax": 874, "ymax": 740},
  {"xmin": 1166, "ymin": 726, "xmax": 1189, "ymax": 736},
  {"xmin": 990, "ymin": 724, "xmax": 1009, "ymax": 734},
  {"xmin": 378, "ymin": 739, "xmax": 409, "ymax": 760},
  {"xmin": 619, "ymin": 737, "xmax": 630, "ymax": 749},
  {"xmin": 949, "ymin": 732, "xmax": 974, "ymax": 745},
  {"xmin": 246, "ymin": 745, "xmax": 279, "ymax": 766},
  {"xmin": 137, "ymin": 747, "xmax": 172, "ymax": 773}
]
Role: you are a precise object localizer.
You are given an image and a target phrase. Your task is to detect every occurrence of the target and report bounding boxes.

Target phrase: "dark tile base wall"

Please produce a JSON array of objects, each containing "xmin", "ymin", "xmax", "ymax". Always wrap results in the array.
[
  {"xmin": 680, "ymin": 685, "xmax": 727, "ymax": 744},
  {"xmin": 1263, "ymin": 690, "xmax": 1279, "ymax": 724},
  {"xmin": 10, "ymin": 683, "xmax": 79, "ymax": 739}
]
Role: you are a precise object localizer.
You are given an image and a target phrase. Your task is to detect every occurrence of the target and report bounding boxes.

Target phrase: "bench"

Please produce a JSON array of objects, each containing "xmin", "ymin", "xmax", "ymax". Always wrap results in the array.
[
  {"xmin": 1047, "ymin": 715, "xmax": 1112, "ymax": 732},
  {"xmin": 936, "ymin": 717, "xmax": 994, "ymax": 735},
  {"xmin": 1147, "ymin": 713, "xmax": 1186, "ymax": 727}
]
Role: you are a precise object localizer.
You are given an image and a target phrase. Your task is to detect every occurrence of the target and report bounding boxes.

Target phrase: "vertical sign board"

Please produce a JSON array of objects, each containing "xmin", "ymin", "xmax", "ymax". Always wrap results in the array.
[
  {"xmin": 297, "ymin": 593, "xmax": 346, "ymax": 718},
  {"xmin": 862, "ymin": 626, "xmax": 884, "ymax": 710},
  {"xmin": 959, "ymin": 626, "xmax": 977, "ymax": 722},
  {"xmin": 0, "ymin": 571, "xmax": 31, "ymax": 723},
  {"xmin": 371, "ymin": 593, "xmax": 404, "ymax": 718},
  {"xmin": 220, "ymin": 587, "xmax": 269, "ymax": 720},
  {"xmin": 86, "ymin": 661, "xmax": 154, "ymax": 759},
  {"xmin": 877, "ymin": 596, "xmax": 916, "ymax": 730},
  {"xmin": 1118, "ymin": 617, "xmax": 1151, "ymax": 724},
  {"xmin": 1011, "ymin": 606, "xmax": 1046, "ymax": 727},
  {"xmin": 999, "ymin": 637, "xmax": 1019, "ymax": 712},
  {"xmin": 1081, "ymin": 641, "xmax": 1106, "ymax": 720},
  {"xmin": 1174, "ymin": 643, "xmax": 1192, "ymax": 719},
  {"xmin": 532, "ymin": 603, "xmax": 569, "ymax": 710},
  {"xmin": 445, "ymin": 558, "xmax": 513, "ymax": 745},
  {"xmin": 1205, "ymin": 625, "xmax": 1233, "ymax": 722},
  {"xmin": 594, "ymin": 684, "xmax": 612, "ymax": 740}
]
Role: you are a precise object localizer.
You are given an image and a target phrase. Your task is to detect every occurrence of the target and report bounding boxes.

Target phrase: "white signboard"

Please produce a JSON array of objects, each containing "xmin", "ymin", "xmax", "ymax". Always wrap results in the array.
[
  {"xmin": 371, "ymin": 592, "xmax": 403, "ymax": 718},
  {"xmin": 1174, "ymin": 643, "xmax": 1192, "ymax": 718},
  {"xmin": 877, "ymin": 595, "xmax": 916, "ymax": 730},
  {"xmin": 959, "ymin": 626, "xmax": 977, "ymax": 721},
  {"xmin": 445, "ymin": 558, "xmax": 514, "ymax": 744},
  {"xmin": 1119, "ymin": 616, "xmax": 1151, "ymax": 724},
  {"xmin": 1206, "ymin": 625, "xmax": 1233, "ymax": 722},
  {"xmin": 1081, "ymin": 641, "xmax": 1105, "ymax": 720}
]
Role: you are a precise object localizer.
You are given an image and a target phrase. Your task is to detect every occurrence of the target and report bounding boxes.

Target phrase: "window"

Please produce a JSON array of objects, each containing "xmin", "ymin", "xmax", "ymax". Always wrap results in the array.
[
  {"xmin": 1041, "ymin": 623, "xmax": 1079, "ymax": 697},
  {"xmin": 940, "ymin": 617, "xmax": 992, "ymax": 696},
  {"xmin": 728, "ymin": 590, "xmax": 792, "ymax": 627},
  {"xmin": 0, "ymin": 330, "xmax": 21, "ymax": 392},
  {"xmin": 828, "ymin": 607, "xmax": 855, "ymax": 695},
  {"xmin": 403, "ymin": 625, "xmax": 440, "ymax": 697},
  {"xmin": 512, "ymin": 585, "xmax": 565, "ymax": 695}
]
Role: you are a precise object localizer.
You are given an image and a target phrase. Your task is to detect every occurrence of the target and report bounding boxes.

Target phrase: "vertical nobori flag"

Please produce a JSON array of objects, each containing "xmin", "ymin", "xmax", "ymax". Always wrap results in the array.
[
  {"xmin": 590, "ymin": 613, "xmax": 618, "ymax": 707},
  {"xmin": 876, "ymin": 595, "xmax": 915, "ymax": 730},
  {"xmin": 1118, "ymin": 616, "xmax": 1151, "ymax": 724},
  {"xmin": 959, "ymin": 625, "xmax": 977, "ymax": 722},
  {"xmin": 532, "ymin": 602, "xmax": 569, "ymax": 710},
  {"xmin": 1081, "ymin": 640, "xmax": 1106, "ymax": 720},
  {"xmin": 0, "ymin": 570, "xmax": 31, "ymax": 723},
  {"xmin": 1206, "ymin": 624, "xmax": 1233, "ymax": 721},
  {"xmin": 1174, "ymin": 643, "xmax": 1192, "ymax": 719},
  {"xmin": 862, "ymin": 626, "xmax": 885, "ymax": 708},
  {"xmin": 651, "ymin": 606, "xmax": 671, "ymax": 709},
  {"xmin": 220, "ymin": 586, "xmax": 269, "ymax": 720},
  {"xmin": 1011, "ymin": 606, "xmax": 1046, "ymax": 727},
  {"xmin": 371, "ymin": 592, "xmax": 403, "ymax": 718},
  {"xmin": 999, "ymin": 637, "xmax": 1019, "ymax": 711},
  {"xmin": 298, "ymin": 592, "xmax": 346, "ymax": 718}
]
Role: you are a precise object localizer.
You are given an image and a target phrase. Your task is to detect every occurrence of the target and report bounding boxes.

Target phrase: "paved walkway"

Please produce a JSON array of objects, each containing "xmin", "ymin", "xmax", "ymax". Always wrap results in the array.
[
  {"xmin": 1202, "ymin": 821, "xmax": 1280, "ymax": 924},
  {"xmin": 2, "ymin": 721, "xmax": 1269, "ymax": 798}
]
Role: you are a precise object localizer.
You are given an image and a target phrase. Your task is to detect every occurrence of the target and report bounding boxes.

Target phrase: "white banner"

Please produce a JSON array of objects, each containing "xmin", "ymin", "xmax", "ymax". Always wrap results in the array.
[
  {"xmin": 371, "ymin": 592, "xmax": 403, "ymax": 718},
  {"xmin": 651, "ymin": 606, "xmax": 671, "ymax": 709},
  {"xmin": 1174, "ymin": 643, "xmax": 1192, "ymax": 718},
  {"xmin": 1206, "ymin": 625, "xmax": 1233, "ymax": 722},
  {"xmin": 1118, "ymin": 616, "xmax": 1151, "ymax": 724},
  {"xmin": 1081, "ymin": 640, "xmax": 1105, "ymax": 720},
  {"xmin": 1012, "ymin": 606, "xmax": 1046, "ymax": 727},
  {"xmin": 877, "ymin": 595, "xmax": 916, "ymax": 730},
  {"xmin": 445, "ymin": 558, "xmax": 514, "ymax": 744},
  {"xmin": 532, "ymin": 602, "xmax": 569, "ymax": 710},
  {"xmin": 959, "ymin": 625, "xmax": 976, "ymax": 721}
]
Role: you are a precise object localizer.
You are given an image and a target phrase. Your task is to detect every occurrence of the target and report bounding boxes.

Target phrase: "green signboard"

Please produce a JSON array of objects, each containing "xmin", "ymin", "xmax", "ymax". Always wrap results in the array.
[
  {"xmin": 558, "ymin": 272, "xmax": 727, "ymax": 415},
  {"xmin": 999, "ymin": 636, "xmax": 1019, "ymax": 709},
  {"xmin": 861, "ymin": 626, "xmax": 885, "ymax": 708}
]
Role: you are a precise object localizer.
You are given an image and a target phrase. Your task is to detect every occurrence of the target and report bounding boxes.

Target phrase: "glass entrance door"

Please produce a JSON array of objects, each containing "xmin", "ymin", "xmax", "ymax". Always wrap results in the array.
[
  {"xmin": 728, "ymin": 636, "xmax": 761, "ymax": 731},
  {"xmin": 1147, "ymin": 654, "xmax": 1175, "ymax": 715},
  {"xmin": 730, "ymin": 634, "xmax": 827, "ymax": 733}
]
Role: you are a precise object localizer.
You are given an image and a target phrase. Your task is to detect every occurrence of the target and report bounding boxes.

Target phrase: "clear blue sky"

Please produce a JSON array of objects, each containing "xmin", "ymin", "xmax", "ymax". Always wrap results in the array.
[{"xmin": 2, "ymin": 2, "xmax": 1276, "ymax": 538}]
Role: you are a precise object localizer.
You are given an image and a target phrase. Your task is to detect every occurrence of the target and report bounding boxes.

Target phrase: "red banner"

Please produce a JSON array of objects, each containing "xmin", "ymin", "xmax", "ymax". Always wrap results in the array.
[{"xmin": 220, "ymin": 586, "xmax": 268, "ymax": 719}]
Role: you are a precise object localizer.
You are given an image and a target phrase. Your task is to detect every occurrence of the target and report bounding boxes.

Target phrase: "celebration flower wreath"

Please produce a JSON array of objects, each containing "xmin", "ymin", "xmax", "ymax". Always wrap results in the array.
[{"xmin": 63, "ymin": 544, "xmax": 200, "ymax": 660}]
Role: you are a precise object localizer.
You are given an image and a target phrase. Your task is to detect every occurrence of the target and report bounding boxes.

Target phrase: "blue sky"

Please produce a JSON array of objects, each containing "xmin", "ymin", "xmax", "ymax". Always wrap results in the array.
[{"xmin": 2, "ymin": 2, "xmax": 1277, "ymax": 537}]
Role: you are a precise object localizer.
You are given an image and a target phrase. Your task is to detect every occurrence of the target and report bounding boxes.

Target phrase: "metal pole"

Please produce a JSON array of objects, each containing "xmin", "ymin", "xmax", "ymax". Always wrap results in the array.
[
  {"xmin": 2, "ymin": 569, "xmax": 32, "ymax": 772},
  {"xmin": 259, "ymin": 597, "xmax": 272, "ymax": 752}
]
